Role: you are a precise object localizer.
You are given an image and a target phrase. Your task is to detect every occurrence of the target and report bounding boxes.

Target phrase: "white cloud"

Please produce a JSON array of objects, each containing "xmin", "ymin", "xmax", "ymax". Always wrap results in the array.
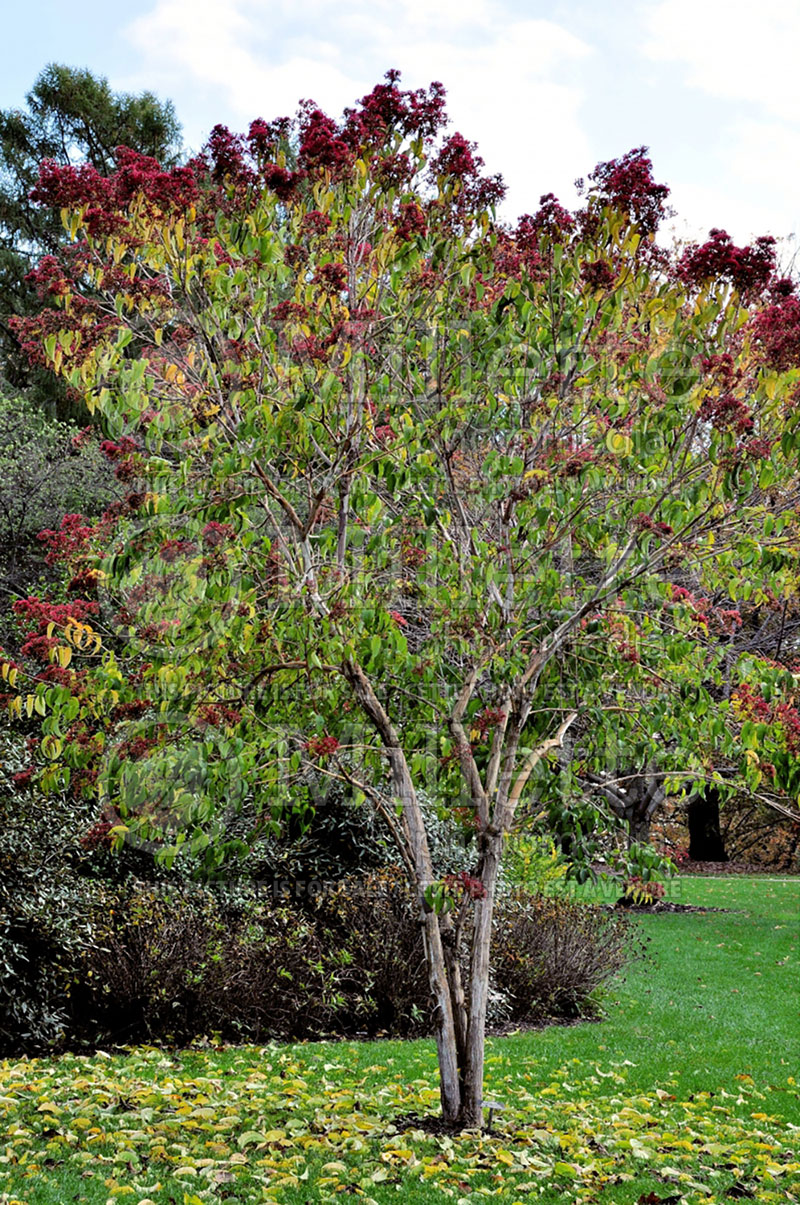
[
  {"xmin": 644, "ymin": 0, "xmax": 800, "ymax": 121},
  {"xmin": 122, "ymin": 0, "xmax": 593, "ymax": 216},
  {"xmin": 124, "ymin": 0, "xmax": 368, "ymax": 127},
  {"xmin": 643, "ymin": 0, "xmax": 800, "ymax": 243}
]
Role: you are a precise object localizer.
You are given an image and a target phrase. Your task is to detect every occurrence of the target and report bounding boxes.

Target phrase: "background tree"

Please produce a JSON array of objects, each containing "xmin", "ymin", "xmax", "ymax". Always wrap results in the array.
[
  {"xmin": 6, "ymin": 73, "xmax": 800, "ymax": 1126},
  {"xmin": 0, "ymin": 398, "xmax": 116, "ymax": 616},
  {"xmin": 0, "ymin": 63, "xmax": 182, "ymax": 403}
]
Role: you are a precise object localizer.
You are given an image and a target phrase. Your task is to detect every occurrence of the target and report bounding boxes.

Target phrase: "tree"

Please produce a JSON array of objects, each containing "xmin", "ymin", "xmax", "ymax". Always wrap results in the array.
[
  {"xmin": 0, "ymin": 63, "xmax": 181, "ymax": 397},
  {"xmin": 6, "ymin": 73, "xmax": 800, "ymax": 1126}
]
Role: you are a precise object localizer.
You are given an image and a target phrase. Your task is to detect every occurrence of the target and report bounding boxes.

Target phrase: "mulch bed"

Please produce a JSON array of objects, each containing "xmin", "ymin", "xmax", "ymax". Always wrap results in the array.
[
  {"xmin": 681, "ymin": 860, "xmax": 799, "ymax": 875},
  {"xmin": 614, "ymin": 899, "xmax": 729, "ymax": 914}
]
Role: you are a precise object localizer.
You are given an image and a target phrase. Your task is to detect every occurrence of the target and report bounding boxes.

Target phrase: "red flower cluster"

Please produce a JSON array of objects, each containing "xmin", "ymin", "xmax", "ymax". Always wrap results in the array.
[
  {"xmin": 298, "ymin": 106, "xmax": 354, "ymax": 176},
  {"xmin": 473, "ymin": 707, "xmax": 506, "ymax": 739},
  {"xmin": 444, "ymin": 870, "xmax": 487, "ymax": 901},
  {"xmin": 633, "ymin": 513, "xmax": 673, "ymax": 536},
  {"xmin": 13, "ymin": 596, "xmax": 98, "ymax": 628},
  {"xmin": 159, "ymin": 538, "xmax": 197, "ymax": 563},
  {"xmin": 110, "ymin": 699, "xmax": 151, "ymax": 722},
  {"xmin": 304, "ymin": 734, "xmax": 340, "ymax": 758},
  {"xmin": 263, "ymin": 164, "xmax": 304, "ymax": 202},
  {"xmin": 79, "ymin": 819, "xmax": 115, "ymax": 849},
  {"xmin": 117, "ymin": 733, "xmax": 159, "ymax": 762},
  {"xmin": 581, "ymin": 259, "xmax": 616, "ymax": 290},
  {"xmin": 375, "ymin": 152, "xmax": 413, "ymax": 189},
  {"xmin": 313, "ymin": 262, "xmax": 347, "ymax": 293},
  {"xmin": 205, "ymin": 124, "xmax": 256, "ymax": 186},
  {"xmin": 38, "ymin": 513, "xmax": 94, "ymax": 565},
  {"xmin": 32, "ymin": 148, "xmax": 199, "ymax": 235},
  {"xmin": 677, "ymin": 229, "xmax": 776, "ymax": 296},
  {"xmin": 70, "ymin": 426, "xmax": 94, "ymax": 450},
  {"xmin": 665, "ymin": 585, "xmax": 743, "ymax": 636},
  {"xmin": 605, "ymin": 608, "xmax": 640, "ymax": 664},
  {"xmin": 524, "ymin": 194, "xmax": 575, "ymax": 242},
  {"xmin": 198, "ymin": 704, "xmax": 242, "ymax": 728},
  {"xmin": 247, "ymin": 116, "xmax": 292, "ymax": 160},
  {"xmin": 700, "ymin": 353, "xmax": 736, "ymax": 387},
  {"xmin": 742, "ymin": 436, "xmax": 773, "ymax": 460},
  {"xmin": 697, "ymin": 392, "xmax": 753, "ymax": 434},
  {"xmin": 301, "ymin": 210, "xmax": 331, "ymax": 236},
  {"xmin": 100, "ymin": 436, "xmax": 138, "ymax": 462},
  {"xmin": 752, "ymin": 284, "xmax": 800, "ymax": 371},
  {"xmin": 10, "ymin": 305, "xmax": 116, "ymax": 370},
  {"xmin": 394, "ymin": 201, "xmax": 426, "ymax": 242},
  {"xmin": 733, "ymin": 682, "xmax": 800, "ymax": 754},
  {"xmin": 201, "ymin": 521, "xmax": 234, "ymax": 548},
  {"xmin": 550, "ymin": 439, "xmax": 598, "ymax": 477},
  {"xmin": 489, "ymin": 228, "xmax": 541, "ymax": 283},
  {"xmin": 430, "ymin": 133, "xmax": 506, "ymax": 214},
  {"xmin": 342, "ymin": 71, "xmax": 447, "ymax": 146},
  {"xmin": 585, "ymin": 146, "xmax": 670, "ymax": 237},
  {"xmin": 272, "ymin": 300, "xmax": 308, "ymax": 322},
  {"xmin": 13, "ymin": 595, "xmax": 98, "ymax": 667}
]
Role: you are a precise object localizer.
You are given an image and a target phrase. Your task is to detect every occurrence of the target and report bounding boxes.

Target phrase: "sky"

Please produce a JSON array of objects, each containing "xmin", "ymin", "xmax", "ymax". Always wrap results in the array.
[{"xmin": 4, "ymin": 0, "xmax": 800, "ymax": 254}]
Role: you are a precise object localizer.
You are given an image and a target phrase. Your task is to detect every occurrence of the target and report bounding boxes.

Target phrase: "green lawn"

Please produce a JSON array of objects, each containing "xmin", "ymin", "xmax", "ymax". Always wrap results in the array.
[{"xmin": 1, "ymin": 876, "xmax": 797, "ymax": 1204}]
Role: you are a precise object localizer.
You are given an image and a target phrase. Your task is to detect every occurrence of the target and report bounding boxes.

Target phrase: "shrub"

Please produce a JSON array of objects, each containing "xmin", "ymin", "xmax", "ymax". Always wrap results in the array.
[
  {"xmin": 500, "ymin": 833, "xmax": 568, "ymax": 896},
  {"xmin": 620, "ymin": 876, "xmax": 666, "ymax": 906},
  {"xmin": 74, "ymin": 882, "xmax": 346, "ymax": 1046},
  {"xmin": 319, "ymin": 871, "xmax": 634, "ymax": 1035},
  {"xmin": 0, "ymin": 731, "xmax": 115, "ymax": 1052},
  {"xmin": 0, "ymin": 857, "xmax": 635, "ymax": 1054},
  {"xmin": 492, "ymin": 894, "xmax": 633, "ymax": 1023},
  {"xmin": 314, "ymin": 869, "xmax": 433, "ymax": 1037}
]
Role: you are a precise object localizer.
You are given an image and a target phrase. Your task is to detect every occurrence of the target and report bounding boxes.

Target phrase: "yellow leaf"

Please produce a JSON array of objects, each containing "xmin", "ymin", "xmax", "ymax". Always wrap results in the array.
[
  {"xmin": 606, "ymin": 429, "xmax": 633, "ymax": 456},
  {"xmin": 41, "ymin": 735, "xmax": 63, "ymax": 761}
]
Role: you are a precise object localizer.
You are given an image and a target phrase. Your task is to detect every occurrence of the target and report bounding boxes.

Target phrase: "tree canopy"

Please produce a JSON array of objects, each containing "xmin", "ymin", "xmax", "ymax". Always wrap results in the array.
[
  {"xmin": 4, "ymin": 71, "xmax": 800, "ymax": 1125},
  {"xmin": 0, "ymin": 63, "xmax": 181, "ymax": 397}
]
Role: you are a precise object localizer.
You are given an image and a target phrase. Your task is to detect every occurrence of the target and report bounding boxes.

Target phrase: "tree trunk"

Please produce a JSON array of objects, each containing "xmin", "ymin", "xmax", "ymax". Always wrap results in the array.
[
  {"xmin": 688, "ymin": 787, "xmax": 728, "ymax": 862},
  {"xmin": 420, "ymin": 909, "xmax": 463, "ymax": 1122},
  {"xmin": 457, "ymin": 831, "xmax": 503, "ymax": 1128},
  {"xmin": 341, "ymin": 659, "xmax": 465, "ymax": 1122},
  {"xmin": 629, "ymin": 810, "xmax": 652, "ymax": 846}
]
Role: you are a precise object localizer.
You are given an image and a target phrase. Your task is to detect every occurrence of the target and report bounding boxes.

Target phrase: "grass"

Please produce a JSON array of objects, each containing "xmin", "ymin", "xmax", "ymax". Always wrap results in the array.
[{"xmin": 0, "ymin": 876, "xmax": 797, "ymax": 1204}]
